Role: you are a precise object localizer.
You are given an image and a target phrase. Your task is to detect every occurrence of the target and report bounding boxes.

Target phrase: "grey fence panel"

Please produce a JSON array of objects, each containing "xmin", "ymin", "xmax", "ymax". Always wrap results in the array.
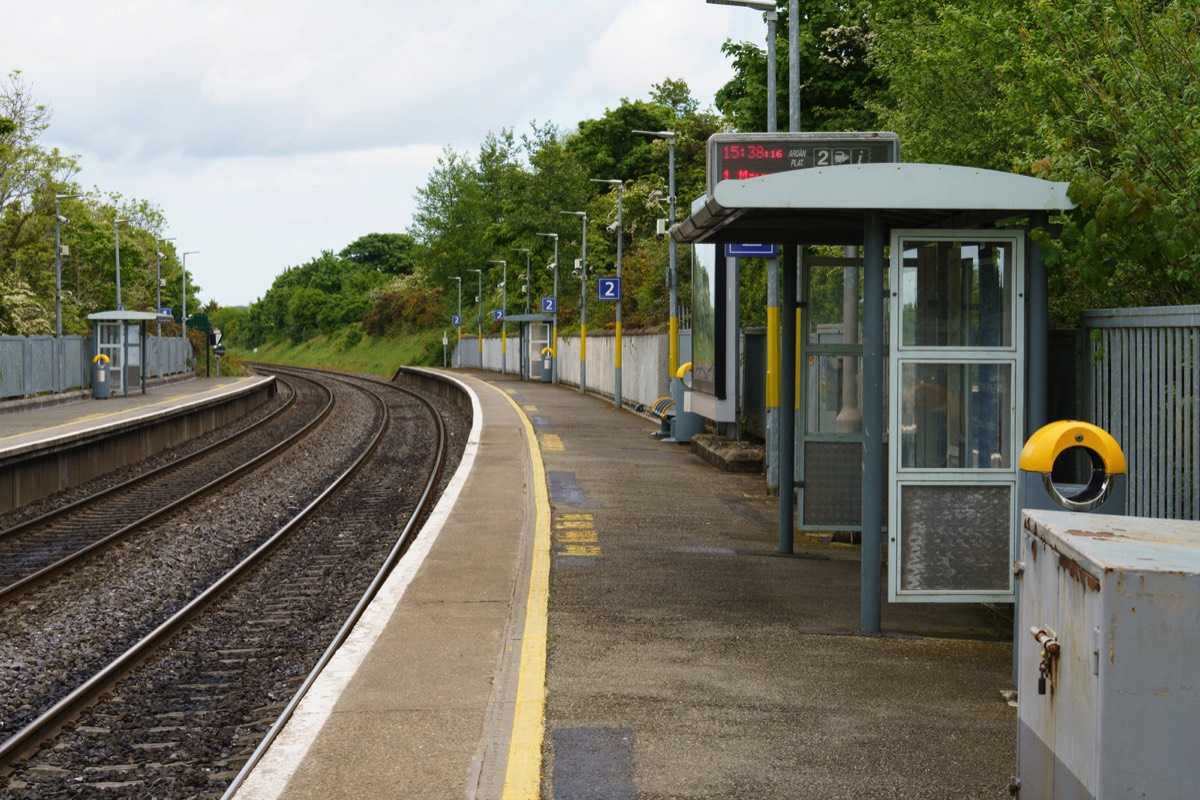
[
  {"xmin": 29, "ymin": 337, "xmax": 56, "ymax": 394},
  {"xmin": 0, "ymin": 334, "xmax": 188, "ymax": 400},
  {"xmin": 1083, "ymin": 306, "xmax": 1200, "ymax": 520},
  {"xmin": 0, "ymin": 337, "xmax": 23, "ymax": 398},
  {"xmin": 66, "ymin": 336, "xmax": 90, "ymax": 390}
]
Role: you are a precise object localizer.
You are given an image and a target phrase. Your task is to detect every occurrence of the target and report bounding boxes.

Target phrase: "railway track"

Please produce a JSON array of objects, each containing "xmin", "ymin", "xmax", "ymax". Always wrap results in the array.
[
  {"xmin": 0, "ymin": 366, "xmax": 468, "ymax": 798},
  {"xmin": 0, "ymin": 374, "xmax": 327, "ymax": 599}
]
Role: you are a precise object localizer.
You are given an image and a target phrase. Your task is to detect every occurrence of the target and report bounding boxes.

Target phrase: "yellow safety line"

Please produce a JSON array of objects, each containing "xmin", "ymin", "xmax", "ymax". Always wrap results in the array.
[{"xmin": 497, "ymin": 388, "xmax": 551, "ymax": 799}]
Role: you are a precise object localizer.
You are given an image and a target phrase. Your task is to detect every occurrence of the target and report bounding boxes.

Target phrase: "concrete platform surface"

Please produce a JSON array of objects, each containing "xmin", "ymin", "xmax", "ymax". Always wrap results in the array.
[{"xmin": 240, "ymin": 369, "xmax": 1017, "ymax": 800}]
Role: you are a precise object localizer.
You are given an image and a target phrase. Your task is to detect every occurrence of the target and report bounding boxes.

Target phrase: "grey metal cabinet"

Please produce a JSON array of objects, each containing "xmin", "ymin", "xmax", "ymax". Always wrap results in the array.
[{"xmin": 1017, "ymin": 510, "xmax": 1200, "ymax": 798}]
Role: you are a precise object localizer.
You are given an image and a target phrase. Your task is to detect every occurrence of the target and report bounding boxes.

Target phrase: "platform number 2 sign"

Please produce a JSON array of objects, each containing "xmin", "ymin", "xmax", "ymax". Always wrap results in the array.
[{"xmin": 597, "ymin": 277, "xmax": 621, "ymax": 301}]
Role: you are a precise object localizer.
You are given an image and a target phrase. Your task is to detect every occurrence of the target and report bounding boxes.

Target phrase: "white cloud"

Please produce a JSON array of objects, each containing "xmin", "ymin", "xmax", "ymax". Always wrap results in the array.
[{"xmin": 5, "ymin": 0, "xmax": 767, "ymax": 305}]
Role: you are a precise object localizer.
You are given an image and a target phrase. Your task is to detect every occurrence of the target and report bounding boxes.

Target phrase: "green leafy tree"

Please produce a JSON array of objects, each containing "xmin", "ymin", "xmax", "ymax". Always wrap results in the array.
[
  {"xmin": 870, "ymin": 0, "xmax": 1200, "ymax": 320},
  {"xmin": 339, "ymin": 232, "xmax": 417, "ymax": 276},
  {"xmin": 714, "ymin": 1, "xmax": 884, "ymax": 133}
]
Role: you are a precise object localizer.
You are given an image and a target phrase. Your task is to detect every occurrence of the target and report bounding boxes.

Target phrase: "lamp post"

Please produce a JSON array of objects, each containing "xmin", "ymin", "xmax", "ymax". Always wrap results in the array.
[
  {"xmin": 513, "ymin": 247, "xmax": 531, "ymax": 379},
  {"xmin": 632, "ymin": 129, "xmax": 678, "ymax": 378},
  {"xmin": 491, "ymin": 259, "xmax": 507, "ymax": 373},
  {"xmin": 592, "ymin": 178, "xmax": 623, "ymax": 409},
  {"xmin": 155, "ymin": 237, "xmax": 174, "ymax": 338},
  {"xmin": 536, "ymin": 232, "xmax": 559, "ymax": 384},
  {"xmin": 451, "ymin": 276, "xmax": 462, "ymax": 367},
  {"xmin": 181, "ymin": 251, "xmax": 198, "ymax": 347},
  {"xmin": 468, "ymin": 268, "xmax": 482, "ymax": 368},
  {"xmin": 560, "ymin": 211, "xmax": 587, "ymax": 394},
  {"xmin": 705, "ymin": 0, "xmax": 789, "ymax": 501},
  {"xmin": 53, "ymin": 193, "xmax": 85, "ymax": 339},
  {"xmin": 706, "ymin": 0, "xmax": 777, "ymax": 128},
  {"xmin": 114, "ymin": 218, "xmax": 129, "ymax": 310}
]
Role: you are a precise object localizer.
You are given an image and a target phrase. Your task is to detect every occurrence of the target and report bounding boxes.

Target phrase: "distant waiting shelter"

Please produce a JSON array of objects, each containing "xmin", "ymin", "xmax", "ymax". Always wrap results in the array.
[
  {"xmin": 671, "ymin": 133, "xmax": 1075, "ymax": 632},
  {"xmin": 88, "ymin": 310, "xmax": 162, "ymax": 396}
]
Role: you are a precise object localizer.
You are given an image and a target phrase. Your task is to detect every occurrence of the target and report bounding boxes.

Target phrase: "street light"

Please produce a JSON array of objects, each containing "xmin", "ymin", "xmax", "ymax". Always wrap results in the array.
[
  {"xmin": 512, "ymin": 248, "xmax": 531, "ymax": 315},
  {"xmin": 704, "ymin": 0, "xmax": 792, "ymax": 502},
  {"xmin": 513, "ymin": 247, "xmax": 532, "ymax": 379},
  {"xmin": 560, "ymin": 210, "xmax": 587, "ymax": 394},
  {"xmin": 53, "ymin": 193, "xmax": 85, "ymax": 339},
  {"xmin": 632, "ymin": 129, "xmax": 678, "ymax": 378},
  {"xmin": 705, "ymin": 0, "xmax": 778, "ymax": 131},
  {"xmin": 468, "ymin": 268, "xmax": 483, "ymax": 367},
  {"xmin": 592, "ymin": 178, "xmax": 624, "ymax": 410},
  {"xmin": 181, "ymin": 251, "xmax": 198, "ymax": 347},
  {"xmin": 450, "ymin": 276, "xmax": 462, "ymax": 367},
  {"xmin": 536, "ymin": 232, "xmax": 559, "ymax": 384},
  {"xmin": 156, "ymin": 237, "xmax": 174, "ymax": 338},
  {"xmin": 490, "ymin": 259, "xmax": 507, "ymax": 374},
  {"xmin": 114, "ymin": 218, "xmax": 129, "ymax": 310}
]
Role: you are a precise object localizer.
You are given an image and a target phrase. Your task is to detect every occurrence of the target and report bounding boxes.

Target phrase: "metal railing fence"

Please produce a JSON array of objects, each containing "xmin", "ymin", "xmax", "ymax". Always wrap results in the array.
[
  {"xmin": 1, "ymin": 335, "xmax": 190, "ymax": 400},
  {"xmin": 1082, "ymin": 306, "xmax": 1200, "ymax": 520}
]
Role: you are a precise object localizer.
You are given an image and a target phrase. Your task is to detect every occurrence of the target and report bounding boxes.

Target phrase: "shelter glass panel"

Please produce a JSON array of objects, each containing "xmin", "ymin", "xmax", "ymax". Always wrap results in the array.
[
  {"xmin": 899, "ymin": 362, "xmax": 1013, "ymax": 470},
  {"xmin": 899, "ymin": 240, "xmax": 1014, "ymax": 349},
  {"xmin": 692, "ymin": 244, "xmax": 721, "ymax": 397}
]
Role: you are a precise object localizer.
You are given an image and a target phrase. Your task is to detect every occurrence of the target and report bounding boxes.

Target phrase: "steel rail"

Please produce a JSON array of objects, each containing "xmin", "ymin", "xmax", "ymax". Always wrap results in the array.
[
  {"xmin": 0, "ymin": 375, "xmax": 296, "ymax": 543},
  {"xmin": 219, "ymin": 370, "xmax": 448, "ymax": 798},
  {"xmin": 0, "ymin": 378, "xmax": 334, "ymax": 603},
  {"xmin": 0, "ymin": 374, "xmax": 388, "ymax": 769}
]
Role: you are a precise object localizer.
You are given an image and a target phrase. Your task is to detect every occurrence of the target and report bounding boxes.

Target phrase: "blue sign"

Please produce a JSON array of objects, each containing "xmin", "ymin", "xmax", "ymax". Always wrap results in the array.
[
  {"xmin": 451, "ymin": 314, "xmax": 462, "ymax": 326},
  {"xmin": 725, "ymin": 243, "xmax": 778, "ymax": 258},
  {"xmin": 493, "ymin": 309, "xmax": 504, "ymax": 322},
  {"xmin": 157, "ymin": 306, "xmax": 173, "ymax": 321},
  {"xmin": 597, "ymin": 277, "xmax": 621, "ymax": 301},
  {"xmin": 542, "ymin": 296, "xmax": 558, "ymax": 314}
]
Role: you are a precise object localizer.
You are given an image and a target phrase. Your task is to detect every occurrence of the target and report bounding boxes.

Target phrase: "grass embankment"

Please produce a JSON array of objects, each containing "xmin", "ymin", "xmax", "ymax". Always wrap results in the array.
[{"xmin": 231, "ymin": 329, "xmax": 445, "ymax": 377}]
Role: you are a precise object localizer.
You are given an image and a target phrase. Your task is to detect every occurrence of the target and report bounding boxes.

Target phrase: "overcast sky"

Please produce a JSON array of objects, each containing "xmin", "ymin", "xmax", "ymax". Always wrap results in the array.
[{"xmin": 4, "ymin": 0, "xmax": 764, "ymax": 307}]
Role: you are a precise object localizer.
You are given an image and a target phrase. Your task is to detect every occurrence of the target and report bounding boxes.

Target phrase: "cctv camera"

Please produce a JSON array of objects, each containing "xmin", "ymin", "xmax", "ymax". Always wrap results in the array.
[
  {"xmin": 606, "ymin": 221, "xmax": 620, "ymax": 234},
  {"xmin": 57, "ymin": 215, "xmax": 69, "ymax": 224},
  {"xmin": 656, "ymin": 218, "xmax": 668, "ymax": 241}
]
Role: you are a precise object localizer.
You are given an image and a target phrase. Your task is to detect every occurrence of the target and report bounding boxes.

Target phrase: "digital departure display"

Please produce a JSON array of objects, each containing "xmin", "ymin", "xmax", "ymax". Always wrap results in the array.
[{"xmin": 707, "ymin": 132, "xmax": 900, "ymax": 193}]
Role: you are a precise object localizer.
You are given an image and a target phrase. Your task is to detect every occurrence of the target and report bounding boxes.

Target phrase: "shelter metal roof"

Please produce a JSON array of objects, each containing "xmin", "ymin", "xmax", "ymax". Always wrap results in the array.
[
  {"xmin": 671, "ymin": 163, "xmax": 1076, "ymax": 246},
  {"xmin": 503, "ymin": 313, "xmax": 554, "ymax": 323},
  {"xmin": 87, "ymin": 310, "xmax": 162, "ymax": 321}
]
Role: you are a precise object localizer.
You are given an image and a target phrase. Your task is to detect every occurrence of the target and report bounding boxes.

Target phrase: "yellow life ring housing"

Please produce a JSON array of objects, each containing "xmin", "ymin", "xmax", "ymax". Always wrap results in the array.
[
  {"xmin": 1019, "ymin": 420, "xmax": 1126, "ymax": 475},
  {"xmin": 92, "ymin": 353, "xmax": 111, "ymax": 365},
  {"xmin": 676, "ymin": 361, "xmax": 693, "ymax": 379},
  {"xmin": 540, "ymin": 346, "xmax": 555, "ymax": 357}
]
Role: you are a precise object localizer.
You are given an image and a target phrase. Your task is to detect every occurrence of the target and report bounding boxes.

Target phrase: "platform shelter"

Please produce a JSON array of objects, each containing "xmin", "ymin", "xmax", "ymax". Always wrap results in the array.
[
  {"xmin": 87, "ymin": 310, "xmax": 163, "ymax": 397},
  {"xmin": 670, "ymin": 137, "xmax": 1075, "ymax": 632}
]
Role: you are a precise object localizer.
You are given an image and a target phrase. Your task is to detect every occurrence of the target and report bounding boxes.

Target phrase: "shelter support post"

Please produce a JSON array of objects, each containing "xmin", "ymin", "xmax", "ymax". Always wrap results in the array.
[
  {"xmin": 1027, "ymin": 211, "xmax": 1049, "ymax": 436},
  {"xmin": 861, "ymin": 211, "xmax": 885, "ymax": 634},
  {"xmin": 779, "ymin": 245, "xmax": 798, "ymax": 554},
  {"xmin": 766, "ymin": 257, "xmax": 779, "ymax": 493}
]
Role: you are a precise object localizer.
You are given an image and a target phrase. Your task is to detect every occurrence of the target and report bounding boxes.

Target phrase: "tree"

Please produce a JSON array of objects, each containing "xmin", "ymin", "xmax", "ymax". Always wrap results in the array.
[
  {"xmin": 714, "ymin": 1, "xmax": 884, "ymax": 133},
  {"xmin": 339, "ymin": 232, "xmax": 416, "ymax": 276},
  {"xmin": 870, "ymin": 0, "xmax": 1200, "ymax": 320}
]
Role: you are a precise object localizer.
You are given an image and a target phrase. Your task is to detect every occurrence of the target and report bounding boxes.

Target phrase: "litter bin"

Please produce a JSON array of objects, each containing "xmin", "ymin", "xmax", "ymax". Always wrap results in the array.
[
  {"xmin": 92, "ymin": 354, "xmax": 111, "ymax": 400},
  {"xmin": 1019, "ymin": 420, "xmax": 1126, "ymax": 514},
  {"xmin": 540, "ymin": 347, "xmax": 554, "ymax": 383},
  {"xmin": 669, "ymin": 362, "xmax": 705, "ymax": 444}
]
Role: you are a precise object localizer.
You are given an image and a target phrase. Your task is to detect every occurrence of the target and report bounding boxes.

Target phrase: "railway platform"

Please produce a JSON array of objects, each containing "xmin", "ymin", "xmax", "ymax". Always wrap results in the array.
[
  {"xmin": 0, "ymin": 368, "xmax": 1019, "ymax": 798},
  {"xmin": 0, "ymin": 375, "xmax": 275, "ymax": 513},
  {"xmin": 235, "ymin": 369, "xmax": 1018, "ymax": 800}
]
